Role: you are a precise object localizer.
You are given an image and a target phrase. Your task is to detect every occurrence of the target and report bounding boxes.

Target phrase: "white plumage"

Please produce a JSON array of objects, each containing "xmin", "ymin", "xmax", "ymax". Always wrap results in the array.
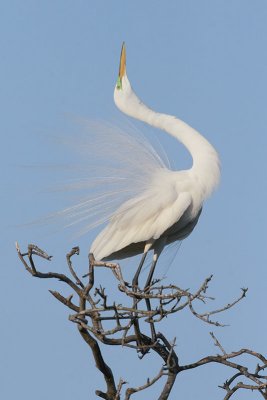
[{"xmin": 90, "ymin": 43, "xmax": 220, "ymax": 267}]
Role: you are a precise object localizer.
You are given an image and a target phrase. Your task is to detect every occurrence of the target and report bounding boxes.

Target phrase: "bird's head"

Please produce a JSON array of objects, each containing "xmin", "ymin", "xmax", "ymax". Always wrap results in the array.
[{"xmin": 114, "ymin": 43, "xmax": 140, "ymax": 116}]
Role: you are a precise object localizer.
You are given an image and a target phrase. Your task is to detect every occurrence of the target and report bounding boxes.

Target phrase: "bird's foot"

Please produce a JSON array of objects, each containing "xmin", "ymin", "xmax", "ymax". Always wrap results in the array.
[{"xmin": 131, "ymin": 277, "xmax": 140, "ymax": 292}]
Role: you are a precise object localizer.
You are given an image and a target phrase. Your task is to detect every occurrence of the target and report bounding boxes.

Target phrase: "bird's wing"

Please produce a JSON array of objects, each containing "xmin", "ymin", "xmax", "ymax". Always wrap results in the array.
[{"xmin": 91, "ymin": 179, "xmax": 192, "ymax": 260}]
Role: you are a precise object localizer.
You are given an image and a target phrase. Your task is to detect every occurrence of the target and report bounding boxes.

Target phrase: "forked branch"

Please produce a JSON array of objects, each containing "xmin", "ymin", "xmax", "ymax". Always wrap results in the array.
[{"xmin": 16, "ymin": 243, "xmax": 267, "ymax": 399}]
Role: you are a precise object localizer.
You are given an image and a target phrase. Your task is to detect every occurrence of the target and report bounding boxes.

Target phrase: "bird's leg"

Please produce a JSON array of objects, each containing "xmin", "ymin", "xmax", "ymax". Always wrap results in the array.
[
  {"xmin": 132, "ymin": 253, "xmax": 148, "ymax": 352},
  {"xmin": 144, "ymin": 238, "xmax": 165, "ymax": 290},
  {"xmin": 144, "ymin": 257, "xmax": 158, "ymax": 342},
  {"xmin": 132, "ymin": 299, "xmax": 147, "ymax": 354},
  {"xmin": 132, "ymin": 252, "xmax": 147, "ymax": 289},
  {"xmin": 132, "ymin": 254, "xmax": 147, "ymax": 352},
  {"xmin": 145, "ymin": 297, "xmax": 157, "ymax": 341},
  {"xmin": 144, "ymin": 258, "xmax": 158, "ymax": 291},
  {"xmin": 131, "ymin": 241, "xmax": 155, "ymax": 353},
  {"xmin": 143, "ymin": 239, "xmax": 165, "ymax": 343},
  {"xmin": 132, "ymin": 240, "xmax": 154, "ymax": 289}
]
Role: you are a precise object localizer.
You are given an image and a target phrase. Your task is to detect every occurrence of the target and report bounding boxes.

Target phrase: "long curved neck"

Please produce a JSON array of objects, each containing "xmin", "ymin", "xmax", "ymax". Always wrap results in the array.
[{"xmin": 114, "ymin": 75, "xmax": 221, "ymax": 198}]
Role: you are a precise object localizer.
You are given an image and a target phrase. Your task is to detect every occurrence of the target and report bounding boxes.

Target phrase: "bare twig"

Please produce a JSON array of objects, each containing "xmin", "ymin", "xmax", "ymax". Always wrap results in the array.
[
  {"xmin": 210, "ymin": 331, "xmax": 227, "ymax": 355},
  {"xmin": 115, "ymin": 378, "xmax": 127, "ymax": 400},
  {"xmin": 125, "ymin": 367, "xmax": 166, "ymax": 399},
  {"xmin": 66, "ymin": 246, "xmax": 84, "ymax": 288},
  {"xmin": 16, "ymin": 243, "xmax": 267, "ymax": 400}
]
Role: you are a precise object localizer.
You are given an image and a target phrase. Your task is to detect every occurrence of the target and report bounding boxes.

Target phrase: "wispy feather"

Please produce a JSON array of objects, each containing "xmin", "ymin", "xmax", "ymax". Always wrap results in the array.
[{"xmin": 44, "ymin": 118, "xmax": 170, "ymax": 238}]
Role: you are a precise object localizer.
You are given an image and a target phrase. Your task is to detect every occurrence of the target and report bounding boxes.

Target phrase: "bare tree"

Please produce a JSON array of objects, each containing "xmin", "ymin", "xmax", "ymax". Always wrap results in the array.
[{"xmin": 16, "ymin": 243, "xmax": 267, "ymax": 399}]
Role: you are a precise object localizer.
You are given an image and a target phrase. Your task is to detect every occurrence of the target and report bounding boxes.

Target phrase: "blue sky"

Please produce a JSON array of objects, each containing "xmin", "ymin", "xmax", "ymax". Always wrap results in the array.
[{"xmin": 1, "ymin": 1, "xmax": 267, "ymax": 399}]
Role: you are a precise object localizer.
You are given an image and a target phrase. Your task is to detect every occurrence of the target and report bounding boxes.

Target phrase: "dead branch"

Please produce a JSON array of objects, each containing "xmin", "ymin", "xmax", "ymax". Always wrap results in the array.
[{"xmin": 16, "ymin": 242, "xmax": 267, "ymax": 399}]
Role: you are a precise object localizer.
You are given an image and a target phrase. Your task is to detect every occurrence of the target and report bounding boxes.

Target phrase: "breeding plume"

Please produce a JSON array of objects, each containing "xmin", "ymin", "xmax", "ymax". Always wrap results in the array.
[{"xmin": 90, "ymin": 43, "xmax": 220, "ymax": 286}]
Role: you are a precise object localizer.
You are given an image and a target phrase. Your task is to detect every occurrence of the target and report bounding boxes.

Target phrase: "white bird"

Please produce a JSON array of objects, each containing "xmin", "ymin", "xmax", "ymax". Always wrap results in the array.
[{"xmin": 90, "ymin": 43, "xmax": 220, "ymax": 288}]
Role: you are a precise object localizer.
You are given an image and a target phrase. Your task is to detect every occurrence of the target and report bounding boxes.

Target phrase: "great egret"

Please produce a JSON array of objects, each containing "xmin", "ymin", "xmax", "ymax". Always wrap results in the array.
[{"xmin": 90, "ymin": 43, "xmax": 220, "ymax": 288}]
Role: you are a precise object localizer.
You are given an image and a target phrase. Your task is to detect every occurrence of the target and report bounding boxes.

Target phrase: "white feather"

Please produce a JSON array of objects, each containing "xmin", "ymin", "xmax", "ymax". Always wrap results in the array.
[
  {"xmin": 51, "ymin": 118, "xmax": 170, "ymax": 238},
  {"xmin": 90, "ymin": 49, "xmax": 220, "ymax": 260},
  {"xmin": 50, "ymin": 44, "xmax": 220, "ymax": 267}
]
